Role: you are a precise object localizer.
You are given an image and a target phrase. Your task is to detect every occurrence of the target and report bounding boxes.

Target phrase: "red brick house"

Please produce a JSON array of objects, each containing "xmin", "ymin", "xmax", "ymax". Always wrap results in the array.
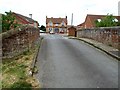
[
  {"xmin": 46, "ymin": 16, "xmax": 67, "ymax": 33},
  {"xmin": 12, "ymin": 12, "xmax": 39, "ymax": 28},
  {"xmin": 78, "ymin": 14, "xmax": 120, "ymax": 29},
  {"xmin": 77, "ymin": 22, "xmax": 85, "ymax": 29}
]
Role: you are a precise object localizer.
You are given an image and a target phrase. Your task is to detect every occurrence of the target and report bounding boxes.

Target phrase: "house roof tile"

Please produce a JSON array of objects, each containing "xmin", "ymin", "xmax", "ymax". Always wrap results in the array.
[
  {"xmin": 12, "ymin": 12, "xmax": 36, "ymax": 24},
  {"xmin": 46, "ymin": 17, "xmax": 67, "ymax": 24},
  {"xmin": 78, "ymin": 14, "xmax": 120, "ymax": 28},
  {"xmin": 86, "ymin": 14, "xmax": 120, "ymax": 27}
]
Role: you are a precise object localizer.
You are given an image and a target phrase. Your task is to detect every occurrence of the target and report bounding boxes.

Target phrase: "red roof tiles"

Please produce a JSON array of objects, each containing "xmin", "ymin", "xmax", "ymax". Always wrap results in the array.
[{"xmin": 46, "ymin": 17, "xmax": 67, "ymax": 24}]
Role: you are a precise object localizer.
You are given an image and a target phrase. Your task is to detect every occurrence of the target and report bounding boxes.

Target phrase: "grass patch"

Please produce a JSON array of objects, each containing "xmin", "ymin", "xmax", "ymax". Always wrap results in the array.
[
  {"xmin": 0, "ymin": 64, "xmax": 2, "ymax": 89},
  {"xmin": 1, "ymin": 44, "xmax": 40, "ymax": 89},
  {"xmin": 10, "ymin": 80, "xmax": 32, "ymax": 90},
  {"xmin": 23, "ymin": 50, "xmax": 31, "ymax": 56}
]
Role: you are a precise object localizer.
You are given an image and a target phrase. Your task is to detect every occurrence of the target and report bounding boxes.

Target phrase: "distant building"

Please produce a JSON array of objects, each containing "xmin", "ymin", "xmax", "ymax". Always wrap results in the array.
[
  {"xmin": 46, "ymin": 16, "xmax": 67, "ymax": 33},
  {"xmin": 12, "ymin": 12, "xmax": 39, "ymax": 28},
  {"xmin": 68, "ymin": 26, "xmax": 77, "ymax": 37},
  {"xmin": 77, "ymin": 22, "xmax": 85, "ymax": 30},
  {"xmin": 77, "ymin": 14, "xmax": 120, "ymax": 29}
]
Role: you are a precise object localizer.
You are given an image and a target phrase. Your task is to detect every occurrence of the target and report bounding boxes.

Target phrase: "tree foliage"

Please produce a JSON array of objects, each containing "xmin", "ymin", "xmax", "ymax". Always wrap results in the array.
[
  {"xmin": 95, "ymin": 14, "xmax": 120, "ymax": 27},
  {"xmin": 39, "ymin": 25, "xmax": 46, "ymax": 31},
  {"xmin": 2, "ymin": 11, "xmax": 20, "ymax": 32}
]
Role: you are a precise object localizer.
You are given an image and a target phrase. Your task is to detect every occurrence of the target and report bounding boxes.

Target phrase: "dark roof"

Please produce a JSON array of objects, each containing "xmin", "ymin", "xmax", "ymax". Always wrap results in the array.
[
  {"xmin": 12, "ymin": 12, "xmax": 35, "ymax": 24},
  {"xmin": 46, "ymin": 17, "xmax": 67, "ymax": 24}
]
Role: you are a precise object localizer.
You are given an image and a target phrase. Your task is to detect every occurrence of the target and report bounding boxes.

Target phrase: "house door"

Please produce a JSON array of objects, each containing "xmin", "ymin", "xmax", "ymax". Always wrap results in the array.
[{"xmin": 54, "ymin": 28, "xmax": 59, "ymax": 33}]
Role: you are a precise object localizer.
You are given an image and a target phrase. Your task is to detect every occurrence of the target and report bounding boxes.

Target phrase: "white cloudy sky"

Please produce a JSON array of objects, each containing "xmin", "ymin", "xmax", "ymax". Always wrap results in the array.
[{"xmin": 1, "ymin": 0, "xmax": 120, "ymax": 26}]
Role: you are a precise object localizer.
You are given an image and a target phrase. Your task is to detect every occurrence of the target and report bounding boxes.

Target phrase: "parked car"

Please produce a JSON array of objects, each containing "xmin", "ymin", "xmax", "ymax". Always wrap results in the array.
[{"xmin": 49, "ymin": 30, "xmax": 55, "ymax": 34}]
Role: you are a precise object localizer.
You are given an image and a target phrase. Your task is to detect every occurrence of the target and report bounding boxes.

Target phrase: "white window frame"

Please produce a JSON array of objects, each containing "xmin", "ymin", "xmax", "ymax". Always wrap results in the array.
[
  {"xmin": 61, "ymin": 21, "xmax": 65, "ymax": 26},
  {"xmin": 49, "ymin": 21, "xmax": 53, "ymax": 26},
  {"xmin": 55, "ymin": 23, "xmax": 59, "ymax": 26}
]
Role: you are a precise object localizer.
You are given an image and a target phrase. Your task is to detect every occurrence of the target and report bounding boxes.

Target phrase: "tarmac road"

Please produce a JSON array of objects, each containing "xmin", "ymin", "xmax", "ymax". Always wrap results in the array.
[{"xmin": 35, "ymin": 34, "xmax": 118, "ymax": 88}]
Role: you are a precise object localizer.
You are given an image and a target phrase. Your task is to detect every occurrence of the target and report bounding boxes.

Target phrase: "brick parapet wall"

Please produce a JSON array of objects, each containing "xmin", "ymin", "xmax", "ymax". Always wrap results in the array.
[
  {"xmin": 2, "ymin": 25, "xmax": 39, "ymax": 58},
  {"xmin": 77, "ymin": 27, "xmax": 120, "ymax": 49}
]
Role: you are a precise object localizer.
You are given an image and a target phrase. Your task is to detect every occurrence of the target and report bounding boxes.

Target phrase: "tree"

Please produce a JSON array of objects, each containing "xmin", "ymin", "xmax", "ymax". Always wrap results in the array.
[
  {"xmin": 2, "ymin": 11, "xmax": 20, "ymax": 32},
  {"xmin": 39, "ymin": 25, "xmax": 46, "ymax": 31},
  {"xmin": 95, "ymin": 14, "xmax": 119, "ymax": 27}
]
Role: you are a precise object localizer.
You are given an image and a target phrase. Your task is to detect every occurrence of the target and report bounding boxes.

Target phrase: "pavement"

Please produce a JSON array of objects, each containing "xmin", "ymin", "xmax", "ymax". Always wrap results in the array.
[
  {"xmin": 35, "ymin": 34, "xmax": 118, "ymax": 88},
  {"xmin": 68, "ymin": 36, "xmax": 120, "ymax": 61}
]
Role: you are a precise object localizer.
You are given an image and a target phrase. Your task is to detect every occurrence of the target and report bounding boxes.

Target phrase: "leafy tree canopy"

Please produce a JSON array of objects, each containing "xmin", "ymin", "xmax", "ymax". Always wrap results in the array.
[
  {"xmin": 39, "ymin": 25, "xmax": 46, "ymax": 31},
  {"xmin": 95, "ymin": 14, "xmax": 120, "ymax": 27},
  {"xmin": 2, "ymin": 10, "xmax": 20, "ymax": 32}
]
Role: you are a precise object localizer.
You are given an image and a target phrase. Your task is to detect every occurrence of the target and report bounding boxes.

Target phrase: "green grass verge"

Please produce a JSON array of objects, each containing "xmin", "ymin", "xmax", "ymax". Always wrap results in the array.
[{"xmin": 1, "ymin": 43, "xmax": 40, "ymax": 89}]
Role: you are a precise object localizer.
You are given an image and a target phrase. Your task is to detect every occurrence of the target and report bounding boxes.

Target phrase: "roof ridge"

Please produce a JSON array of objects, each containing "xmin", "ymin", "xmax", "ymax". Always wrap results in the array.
[
  {"xmin": 87, "ymin": 14, "xmax": 120, "ymax": 17},
  {"xmin": 13, "ymin": 12, "xmax": 35, "ymax": 23},
  {"xmin": 46, "ymin": 17, "xmax": 67, "ymax": 24}
]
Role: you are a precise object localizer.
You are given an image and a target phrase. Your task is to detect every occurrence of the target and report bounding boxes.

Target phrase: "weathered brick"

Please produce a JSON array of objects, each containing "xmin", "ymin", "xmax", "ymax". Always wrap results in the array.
[
  {"xmin": 77, "ymin": 27, "xmax": 120, "ymax": 49},
  {"xmin": 2, "ymin": 26, "xmax": 39, "ymax": 58}
]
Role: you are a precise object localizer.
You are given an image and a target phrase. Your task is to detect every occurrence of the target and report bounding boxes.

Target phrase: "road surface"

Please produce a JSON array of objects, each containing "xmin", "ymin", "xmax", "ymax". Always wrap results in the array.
[{"xmin": 35, "ymin": 34, "xmax": 118, "ymax": 88}]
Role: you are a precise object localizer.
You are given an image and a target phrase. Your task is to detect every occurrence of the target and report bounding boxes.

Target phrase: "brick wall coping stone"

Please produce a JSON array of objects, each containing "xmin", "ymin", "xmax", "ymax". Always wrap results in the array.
[{"xmin": 77, "ymin": 26, "xmax": 120, "ymax": 31}]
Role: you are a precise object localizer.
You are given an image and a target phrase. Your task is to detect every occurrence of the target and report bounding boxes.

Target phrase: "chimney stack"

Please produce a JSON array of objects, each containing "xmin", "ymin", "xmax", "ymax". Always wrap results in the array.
[{"xmin": 29, "ymin": 14, "xmax": 32, "ymax": 18}]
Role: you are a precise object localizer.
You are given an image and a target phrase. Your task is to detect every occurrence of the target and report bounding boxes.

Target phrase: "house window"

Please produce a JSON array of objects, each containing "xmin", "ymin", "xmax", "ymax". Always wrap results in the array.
[
  {"xmin": 61, "ymin": 21, "xmax": 64, "ymax": 26},
  {"xmin": 49, "ymin": 28, "xmax": 52, "ymax": 31},
  {"xmin": 49, "ymin": 21, "xmax": 53, "ymax": 26},
  {"xmin": 55, "ymin": 23, "xmax": 59, "ymax": 26},
  {"xmin": 54, "ymin": 28, "xmax": 59, "ymax": 33}
]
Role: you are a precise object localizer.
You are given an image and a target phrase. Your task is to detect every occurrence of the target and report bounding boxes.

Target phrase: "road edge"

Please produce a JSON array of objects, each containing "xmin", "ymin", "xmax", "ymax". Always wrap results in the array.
[
  {"xmin": 31, "ymin": 37, "xmax": 44, "ymax": 76},
  {"xmin": 69, "ymin": 37, "xmax": 120, "ymax": 61}
]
